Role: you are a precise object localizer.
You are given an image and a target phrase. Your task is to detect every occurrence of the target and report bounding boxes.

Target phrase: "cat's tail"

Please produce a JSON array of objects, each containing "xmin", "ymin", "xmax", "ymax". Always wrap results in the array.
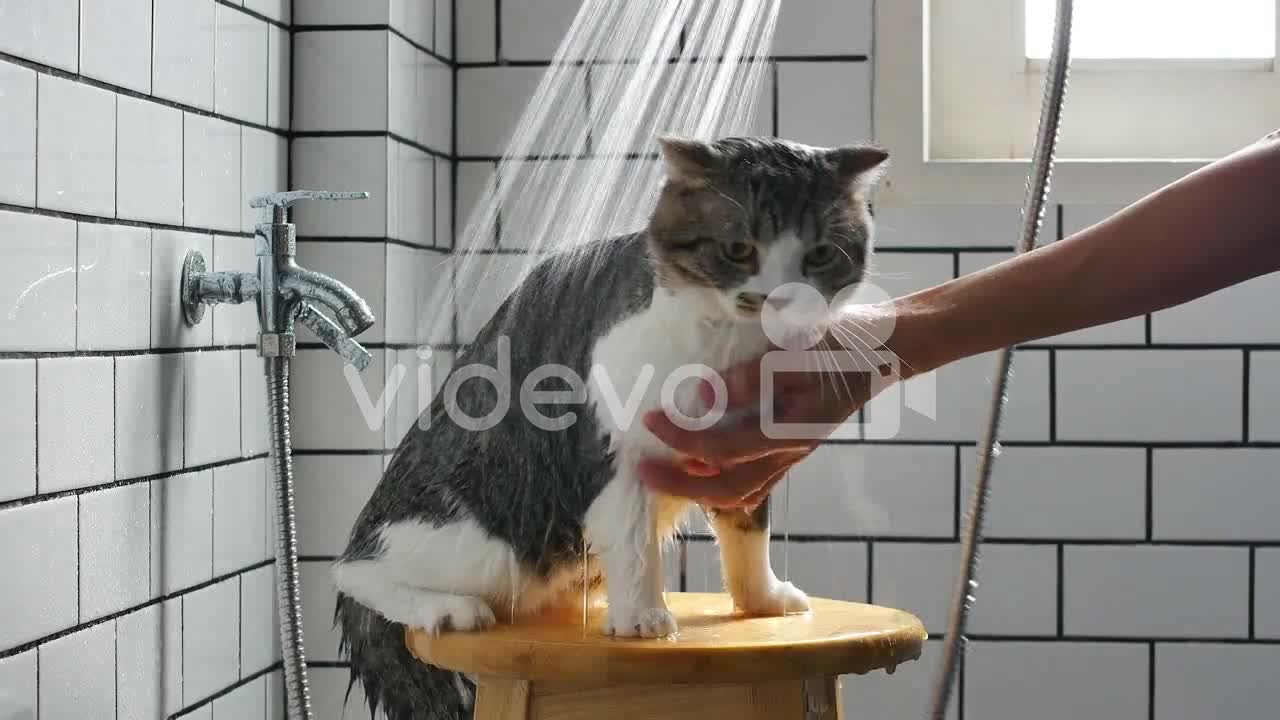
[{"xmin": 334, "ymin": 592, "xmax": 476, "ymax": 720}]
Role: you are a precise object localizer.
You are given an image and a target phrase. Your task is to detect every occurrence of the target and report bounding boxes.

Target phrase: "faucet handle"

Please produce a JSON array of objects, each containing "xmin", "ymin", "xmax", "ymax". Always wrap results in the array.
[
  {"xmin": 298, "ymin": 304, "xmax": 373, "ymax": 371},
  {"xmin": 251, "ymin": 190, "xmax": 370, "ymax": 219}
]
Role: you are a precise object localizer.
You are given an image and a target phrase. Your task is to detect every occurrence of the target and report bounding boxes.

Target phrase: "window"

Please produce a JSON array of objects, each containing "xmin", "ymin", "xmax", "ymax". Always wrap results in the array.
[{"xmin": 874, "ymin": 1, "xmax": 1279, "ymax": 206}]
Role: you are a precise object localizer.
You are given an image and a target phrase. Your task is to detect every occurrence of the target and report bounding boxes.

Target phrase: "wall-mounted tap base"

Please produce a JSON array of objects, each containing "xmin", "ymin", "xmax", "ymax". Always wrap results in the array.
[{"xmin": 181, "ymin": 250, "xmax": 208, "ymax": 326}]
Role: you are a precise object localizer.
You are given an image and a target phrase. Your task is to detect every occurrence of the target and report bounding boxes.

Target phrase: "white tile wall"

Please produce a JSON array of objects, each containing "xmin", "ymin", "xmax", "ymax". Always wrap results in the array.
[
  {"xmin": 80, "ymin": 0, "xmax": 152, "ymax": 93},
  {"xmin": 499, "ymin": 0, "xmax": 580, "ymax": 61},
  {"xmin": 215, "ymin": 4, "xmax": 269, "ymax": 125},
  {"xmin": 1154, "ymin": 644, "xmax": 1280, "ymax": 720},
  {"xmin": 38, "ymin": 621, "xmax": 116, "ymax": 719},
  {"xmin": 1153, "ymin": 449, "xmax": 1280, "ymax": 541},
  {"xmin": 290, "ymin": 136, "xmax": 390, "ymax": 236},
  {"xmin": 774, "ymin": 0, "xmax": 873, "ymax": 57},
  {"xmin": 37, "ymin": 76, "xmax": 116, "ymax": 216},
  {"xmin": 185, "ymin": 350, "xmax": 243, "ymax": 466},
  {"xmin": 0, "ymin": 497, "xmax": 77, "ymax": 649},
  {"xmin": 965, "ymin": 642, "xmax": 1149, "ymax": 720},
  {"xmin": 294, "ymin": 0, "xmax": 391, "ymax": 25},
  {"xmin": 872, "ymin": 205, "xmax": 1025, "ymax": 248},
  {"xmin": 0, "ymin": 212, "xmax": 77, "ymax": 350},
  {"xmin": 456, "ymin": 66, "xmax": 587, "ymax": 156},
  {"xmin": 0, "ymin": 59, "xmax": 37, "ymax": 206},
  {"xmin": 79, "ymin": 483, "xmax": 151, "ymax": 620},
  {"xmin": 293, "ymin": 30, "xmax": 389, "ymax": 132},
  {"xmin": 37, "ymin": 357, "xmax": 114, "ymax": 493},
  {"xmin": 1064, "ymin": 546, "xmax": 1249, "ymax": 637},
  {"xmin": 1056, "ymin": 350, "xmax": 1243, "ymax": 442},
  {"xmin": 77, "ymin": 223, "xmax": 152, "ymax": 350},
  {"xmin": 153, "ymin": 469, "xmax": 214, "ymax": 594},
  {"xmin": 0, "ymin": 651, "xmax": 36, "ymax": 719},
  {"xmin": 0, "ymin": 360, "xmax": 36, "ymax": 501},
  {"xmin": 117, "ymin": 605, "xmax": 167, "ymax": 719},
  {"xmin": 117, "ymin": 97, "xmax": 184, "ymax": 224},
  {"xmin": 184, "ymin": 579, "xmax": 241, "ymax": 703},
  {"xmin": 116, "ymin": 353, "xmax": 185, "ymax": 478},
  {"xmin": 152, "ymin": 230, "xmax": 215, "ymax": 348},
  {"xmin": 777, "ymin": 62, "xmax": 873, "ymax": 146},
  {"xmin": 0, "ymin": 0, "xmax": 79, "ymax": 72},
  {"xmin": 1256, "ymin": 548, "xmax": 1280, "ymax": 639},
  {"xmin": 294, "ymin": 454, "xmax": 381, "ymax": 556},
  {"xmin": 152, "ymin": 0, "xmax": 216, "ymax": 110},
  {"xmin": 1250, "ymin": 351, "xmax": 1280, "ymax": 441},
  {"xmin": 240, "ymin": 564, "xmax": 280, "ymax": 676},
  {"xmin": 213, "ymin": 459, "xmax": 269, "ymax": 575},
  {"xmin": 184, "ymin": 114, "xmax": 243, "ymax": 232}
]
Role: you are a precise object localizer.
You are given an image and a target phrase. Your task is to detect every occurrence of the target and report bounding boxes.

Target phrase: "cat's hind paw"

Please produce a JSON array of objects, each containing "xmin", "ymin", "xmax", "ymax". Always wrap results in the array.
[
  {"xmin": 604, "ymin": 605, "xmax": 679, "ymax": 638},
  {"xmin": 737, "ymin": 580, "xmax": 811, "ymax": 616},
  {"xmin": 412, "ymin": 593, "xmax": 497, "ymax": 636}
]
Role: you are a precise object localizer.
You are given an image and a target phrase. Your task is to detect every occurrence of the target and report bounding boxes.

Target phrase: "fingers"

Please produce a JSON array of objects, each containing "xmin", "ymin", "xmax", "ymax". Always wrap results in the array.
[
  {"xmin": 636, "ymin": 454, "xmax": 800, "ymax": 508},
  {"xmin": 641, "ymin": 408, "xmax": 811, "ymax": 465}
]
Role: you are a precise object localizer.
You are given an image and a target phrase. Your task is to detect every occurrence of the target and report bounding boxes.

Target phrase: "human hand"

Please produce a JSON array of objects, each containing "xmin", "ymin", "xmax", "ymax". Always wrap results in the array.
[{"xmin": 636, "ymin": 334, "xmax": 884, "ymax": 508}]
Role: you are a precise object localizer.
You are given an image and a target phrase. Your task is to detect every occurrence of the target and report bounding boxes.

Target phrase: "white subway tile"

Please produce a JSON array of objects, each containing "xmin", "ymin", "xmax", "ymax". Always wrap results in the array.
[
  {"xmin": 37, "ymin": 76, "xmax": 115, "ymax": 216},
  {"xmin": 267, "ymin": 26, "xmax": 291, "ymax": 129},
  {"xmin": 419, "ymin": 56, "xmax": 452, "ymax": 153},
  {"xmin": 457, "ymin": 66, "xmax": 588, "ymax": 156},
  {"xmin": 1153, "ymin": 272, "xmax": 1280, "ymax": 344},
  {"xmin": 500, "ymin": 0, "xmax": 580, "ymax": 61},
  {"xmin": 873, "ymin": 542, "xmax": 1055, "ymax": 636},
  {"xmin": 865, "ymin": 349, "xmax": 1050, "ymax": 441},
  {"xmin": 162, "ymin": 599, "xmax": 184, "ymax": 714},
  {"xmin": 864, "ymin": 251, "xmax": 954, "ymax": 300},
  {"xmin": 241, "ymin": 349, "xmax": 268, "ymax": 455},
  {"xmin": 1153, "ymin": 449, "xmax": 1280, "ymax": 541},
  {"xmin": 774, "ymin": 0, "xmax": 872, "ymax": 56},
  {"xmin": 1154, "ymin": 644, "xmax": 1280, "ymax": 720},
  {"xmin": 0, "ymin": 497, "xmax": 77, "ymax": 649},
  {"xmin": 0, "ymin": 211, "xmax": 76, "ymax": 351},
  {"xmin": 152, "ymin": 470, "xmax": 214, "ymax": 594},
  {"xmin": 0, "ymin": 0, "xmax": 79, "ymax": 71},
  {"xmin": 211, "ymin": 235, "xmax": 260, "ymax": 344},
  {"xmin": 80, "ymin": 0, "xmax": 152, "ymax": 92},
  {"xmin": 152, "ymin": 230, "xmax": 215, "ymax": 348},
  {"xmin": 384, "ymin": 244, "xmax": 428, "ymax": 344},
  {"xmin": 291, "ymin": 349, "xmax": 388, "ymax": 451},
  {"xmin": 38, "ymin": 622, "xmax": 116, "ymax": 719},
  {"xmin": 290, "ymin": 137, "xmax": 389, "ymax": 237},
  {"xmin": 1064, "ymin": 546, "xmax": 1248, "ymax": 637},
  {"xmin": 435, "ymin": 0, "xmax": 453, "ymax": 58},
  {"xmin": 240, "ymin": 564, "xmax": 279, "ymax": 676},
  {"xmin": 965, "ymin": 642, "xmax": 1148, "ymax": 720},
  {"xmin": 0, "ymin": 360, "xmax": 35, "ymax": 501},
  {"xmin": 778, "ymin": 62, "xmax": 871, "ymax": 147},
  {"xmin": 186, "ymin": 706, "xmax": 213, "ymax": 720},
  {"xmin": 293, "ymin": 31, "xmax": 389, "ymax": 131},
  {"xmin": 185, "ymin": 350, "xmax": 243, "ymax": 466},
  {"xmin": 214, "ymin": 676, "xmax": 265, "ymax": 720},
  {"xmin": 184, "ymin": 114, "xmax": 242, "ymax": 232},
  {"xmin": 80, "ymin": 485, "xmax": 150, "ymax": 621},
  {"xmin": 0, "ymin": 63, "xmax": 37, "ymax": 206},
  {"xmin": 778, "ymin": 444, "xmax": 955, "ymax": 537},
  {"xmin": 390, "ymin": 0, "xmax": 433, "ymax": 48},
  {"xmin": 1257, "ymin": 548, "xmax": 1280, "ymax": 639},
  {"xmin": 241, "ymin": 129, "xmax": 288, "ymax": 232},
  {"xmin": 872, "ymin": 205, "xmax": 1022, "ymax": 248},
  {"xmin": 245, "ymin": 0, "xmax": 290, "ymax": 24},
  {"xmin": 0, "ymin": 651, "xmax": 36, "ymax": 720},
  {"xmin": 265, "ymin": 670, "xmax": 285, "ymax": 720},
  {"xmin": 117, "ymin": 97, "xmax": 184, "ymax": 225},
  {"xmin": 960, "ymin": 446, "xmax": 1147, "ymax": 540},
  {"xmin": 958, "ymin": 252, "xmax": 1145, "ymax": 344},
  {"xmin": 294, "ymin": 241, "xmax": 386, "ymax": 344},
  {"xmin": 184, "ymin": 579, "xmax": 241, "ymax": 703},
  {"xmin": 1061, "ymin": 205, "xmax": 1125, "ymax": 237},
  {"xmin": 116, "ymin": 354, "xmax": 185, "ymax": 478},
  {"xmin": 38, "ymin": 357, "xmax": 113, "ymax": 493},
  {"xmin": 294, "ymin": 0, "xmax": 390, "ymax": 24},
  {"xmin": 392, "ymin": 144, "xmax": 434, "ymax": 247},
  {"xmin": 77, "ymin": 223, "xmax": 151, "ymax": 350},
  {"xmin": 301, "ymin": 561, "xmax": 343, "ymax": 662},
  {"xmin": 215, "ymin": 4, "xmax": 268, "ymax": 124},
  {"xmin": 843, "ymin": 640, "xmax": 956, "ymax": 720},
  {"xmin": 1056, "ymin": 349, "xmax": 1242, "ymax": 442},
  {"xmin": 1251, "ymin": 351, "xmax": 1280, "ymax": 441},
  {"xmin": 454, "ymin": 161, "xmax": 497, "ymax": 250},
  {"xmin": 435, "ymin": 160, "xmax": 453, "ymax": 248},
  {"xmin": 384, "ymin": 348, "xmax": 426, "ymax": 447},
  {"xmin": 117, "ymin": 604, "xmax": 171, "ymax": 720},
  {"xmin": 775, "ymin": 542, "xmax": 868, "ymax": 604},
  {"xmin": 309, "ymin": 667, "xmax": 380, "ymax": 720},
  {"xmin": 213, "ymin": 459, "xmax": 268, "ymax": 574},
  {"xmin": 153, "ymin": 0, "xmax": 216, "ymax": 110},
  {"xmin": 294, "ymin": 454, "xmax": 381, "ymax": 556},
  {"xmin": 456, "ymin": 0, "xmax": 496, "ymax": 62},
  {"xmin": 388, "ymin": 35, "xmax": 417, "ymax": 140}
]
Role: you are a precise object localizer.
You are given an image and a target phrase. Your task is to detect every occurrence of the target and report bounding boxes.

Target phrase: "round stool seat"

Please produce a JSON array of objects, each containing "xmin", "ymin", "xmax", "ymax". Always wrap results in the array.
[{"xmin": 405, "ymin": 592, "xmax": 927, "ymax": 686}]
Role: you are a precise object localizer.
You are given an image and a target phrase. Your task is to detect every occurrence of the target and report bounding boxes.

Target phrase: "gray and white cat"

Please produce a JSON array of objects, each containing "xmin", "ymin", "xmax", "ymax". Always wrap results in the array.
[{"xmin": 333, "ymin": 135, "xmax": 888, "ymax": 720}]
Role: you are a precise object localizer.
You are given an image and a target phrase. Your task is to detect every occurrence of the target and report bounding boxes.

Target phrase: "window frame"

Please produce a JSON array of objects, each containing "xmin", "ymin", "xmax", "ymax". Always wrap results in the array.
[{"xmin": 873, "ymin": 0, "xmax": 1277, "ymax": 207}]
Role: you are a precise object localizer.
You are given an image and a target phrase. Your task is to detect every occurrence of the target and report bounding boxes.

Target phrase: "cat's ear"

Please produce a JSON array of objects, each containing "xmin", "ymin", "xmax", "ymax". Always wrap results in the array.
[
  {"xmin": 658, "ymin": 135, "xmax": 722, "ymax": 183},
  {"xmin": 825, "ymin": 144, "xmax": 890, "ymax": 195}
]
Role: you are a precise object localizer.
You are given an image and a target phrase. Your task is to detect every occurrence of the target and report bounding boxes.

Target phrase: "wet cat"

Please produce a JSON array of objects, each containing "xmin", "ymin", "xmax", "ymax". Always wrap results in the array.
[{"xmin": 333, "ymin": 135, "xmax": 888, "ymax": 720}]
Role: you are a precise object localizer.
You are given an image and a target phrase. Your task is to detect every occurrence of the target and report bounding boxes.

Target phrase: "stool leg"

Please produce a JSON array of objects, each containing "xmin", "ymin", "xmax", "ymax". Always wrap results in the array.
[
  {"xmin": 803, "ymin": 676, "xmax": 841, "ymax": 719},
  {"xmin": 474, "ymin": 677, "xmax": 529, "ymax": 720}
]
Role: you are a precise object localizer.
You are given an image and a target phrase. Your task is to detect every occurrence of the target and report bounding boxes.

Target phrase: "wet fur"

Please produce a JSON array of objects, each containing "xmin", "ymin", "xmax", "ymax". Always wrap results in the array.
[{"xmin": 333, "ymin": 136, "xmax": 887, "ymax": 719}]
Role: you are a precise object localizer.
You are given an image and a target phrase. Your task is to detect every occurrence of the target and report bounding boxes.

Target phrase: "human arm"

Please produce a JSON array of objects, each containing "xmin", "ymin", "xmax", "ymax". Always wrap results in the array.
[{"xmin": 639, "ymin": 133, "xmax": 1280, "ymax": 506}]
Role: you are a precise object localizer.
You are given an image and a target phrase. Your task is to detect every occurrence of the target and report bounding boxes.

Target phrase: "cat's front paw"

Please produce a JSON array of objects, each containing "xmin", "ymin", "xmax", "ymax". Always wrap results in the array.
[
  {"xmin": 737, "ymin": 580, "xmax": 811, "ymax": 616},
  {"xmin": 604, "ymin": 605, "xmax": 679, "ymax": 638},
  {"xmin": 412, "ymin": 593, "xmax": 497, "ymax": 636}
]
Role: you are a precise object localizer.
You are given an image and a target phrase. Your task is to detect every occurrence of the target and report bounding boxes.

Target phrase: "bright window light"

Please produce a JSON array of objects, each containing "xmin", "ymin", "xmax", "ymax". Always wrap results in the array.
[{"xmin": 1025, "ymin": 0, "xmax": 1276, "ymax": 59}]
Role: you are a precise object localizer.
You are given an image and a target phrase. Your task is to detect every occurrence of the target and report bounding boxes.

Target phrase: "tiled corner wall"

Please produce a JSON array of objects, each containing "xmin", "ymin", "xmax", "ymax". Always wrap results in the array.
[
  {"xmin": 443, "ymin": 2, "xmax": 1280, "ymax": 720},
  {"xmin": 285, "ymin": 0, "xmax": 454, "ymax": 716},
  {"xmin": 0, "ymin": 0, "xmax": 291, "ymax": 718}
]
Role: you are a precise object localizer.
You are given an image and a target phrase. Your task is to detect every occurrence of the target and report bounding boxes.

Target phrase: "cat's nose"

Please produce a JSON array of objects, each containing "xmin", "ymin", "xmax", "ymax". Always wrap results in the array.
[{"xmin": 764, "ymin": 293, "xmax": 793, "ymax": 310}]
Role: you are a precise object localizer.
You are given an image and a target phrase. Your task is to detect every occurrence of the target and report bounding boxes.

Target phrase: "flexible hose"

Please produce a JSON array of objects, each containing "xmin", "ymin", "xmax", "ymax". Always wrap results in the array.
[
  {"xmin": 265, "ymin": 356, "xmax": 314, "ymax": 720},
  {"xmin": 923, "ymin": 2, "xmax": 1073, "ymax": 717}
]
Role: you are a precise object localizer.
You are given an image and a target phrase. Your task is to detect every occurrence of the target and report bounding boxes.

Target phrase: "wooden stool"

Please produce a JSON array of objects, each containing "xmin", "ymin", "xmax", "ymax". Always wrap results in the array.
[{"xmin": 405, "ymin": 592, "xmax": 927, "ymax": 719}]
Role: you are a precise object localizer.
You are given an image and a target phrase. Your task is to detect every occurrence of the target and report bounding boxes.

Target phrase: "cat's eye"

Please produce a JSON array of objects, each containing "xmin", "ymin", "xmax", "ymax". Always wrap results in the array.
[
  {"xmin": 722, "ymin": 241, "xmax": 756, "ymax": 263},
  {"xmin": 805, "ymin": 243, "xmax": 839, "ymax": 270}
]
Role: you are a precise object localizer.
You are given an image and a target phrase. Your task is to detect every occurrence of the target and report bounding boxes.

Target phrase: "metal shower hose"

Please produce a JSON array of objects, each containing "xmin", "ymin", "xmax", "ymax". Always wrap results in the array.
[{"xmin": 924, "ymin": 2, "xmax": 1073, "ymax": 718}]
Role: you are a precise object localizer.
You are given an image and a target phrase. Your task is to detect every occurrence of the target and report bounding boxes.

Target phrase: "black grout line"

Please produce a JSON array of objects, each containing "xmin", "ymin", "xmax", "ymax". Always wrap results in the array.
[
  {"xmin": 1243, "ymin": 350, "xmax": 1251, "ymax": 442},
  {"xmin": 0, "ymin": 51, "xmax": 289, "ymax": 138},
  {"xmin": 0, "ymin": 200, "xmax": 254, "ymax": 240},
  {"xmin": 33, "ymin": 360, "xmax": 40, "ymax": 493},
  {"xmin": 166, "ymin": 659, "xmax": 285, "ymax": 719},
  {"xmin": 1145, "ymin": 448, "xmax": 1154, "ymax": 541},
  {"xmin": 76, "ymin": 495, "xmax": 82, "ymax": 623},
  {"xmin": 770, "ymin": 60, "xmax": 779, "ymax": 137},
  {"xmin": 1056, "ymin": 544, "xmax": 1065, "ymax": 636},
  {"xmin": 0, "ymin": 453, "xmax": 268, "ymax": 514},
  {"xmin": 1145, "ymin": 314, "xmax": 1154, "ymax": 344},
  {"xmin": 865, "ymin": 541, "xmax": 874, "ymax": 603},
  {"xmin": 1148, "ymin": 642, "xmax": 1156, "ymax": 720},
  {"xmin": 1048, "ymin": 349, "xmax": 1057, "ymax": 441},
  {"xmin": 290, "ymin": 25, "xmax": 453, "ymax": 67},
  {"xmin": 1249, "ymin": 546, "xmax": 1257, "ymax": 639},
  {"xmin": 953, "ymin": 445, "xmax": 962, "ymax": 539},
  {"xmin": 214, "ymin": 0, "xmax": 292, "ymax": 32},
  {"xmin": 494, "ymin": 0, "xmax": 503, "ymax": 62},
  {"xmin": 291, "ymin": 129, "xmax": 451, "ymax": 161}
]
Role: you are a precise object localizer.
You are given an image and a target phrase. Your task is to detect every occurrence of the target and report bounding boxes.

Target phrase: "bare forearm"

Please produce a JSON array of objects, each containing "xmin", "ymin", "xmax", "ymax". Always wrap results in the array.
[{"xmin": 886, "ymin": 136, "xmax": 1280, "ymax": 376}]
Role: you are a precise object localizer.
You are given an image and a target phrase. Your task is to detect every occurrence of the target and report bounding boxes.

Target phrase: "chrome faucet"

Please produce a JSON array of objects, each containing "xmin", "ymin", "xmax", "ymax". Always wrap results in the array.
[{"xmin": 180, "ymin": 190, "xmax": 375, "ymax": 369}]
